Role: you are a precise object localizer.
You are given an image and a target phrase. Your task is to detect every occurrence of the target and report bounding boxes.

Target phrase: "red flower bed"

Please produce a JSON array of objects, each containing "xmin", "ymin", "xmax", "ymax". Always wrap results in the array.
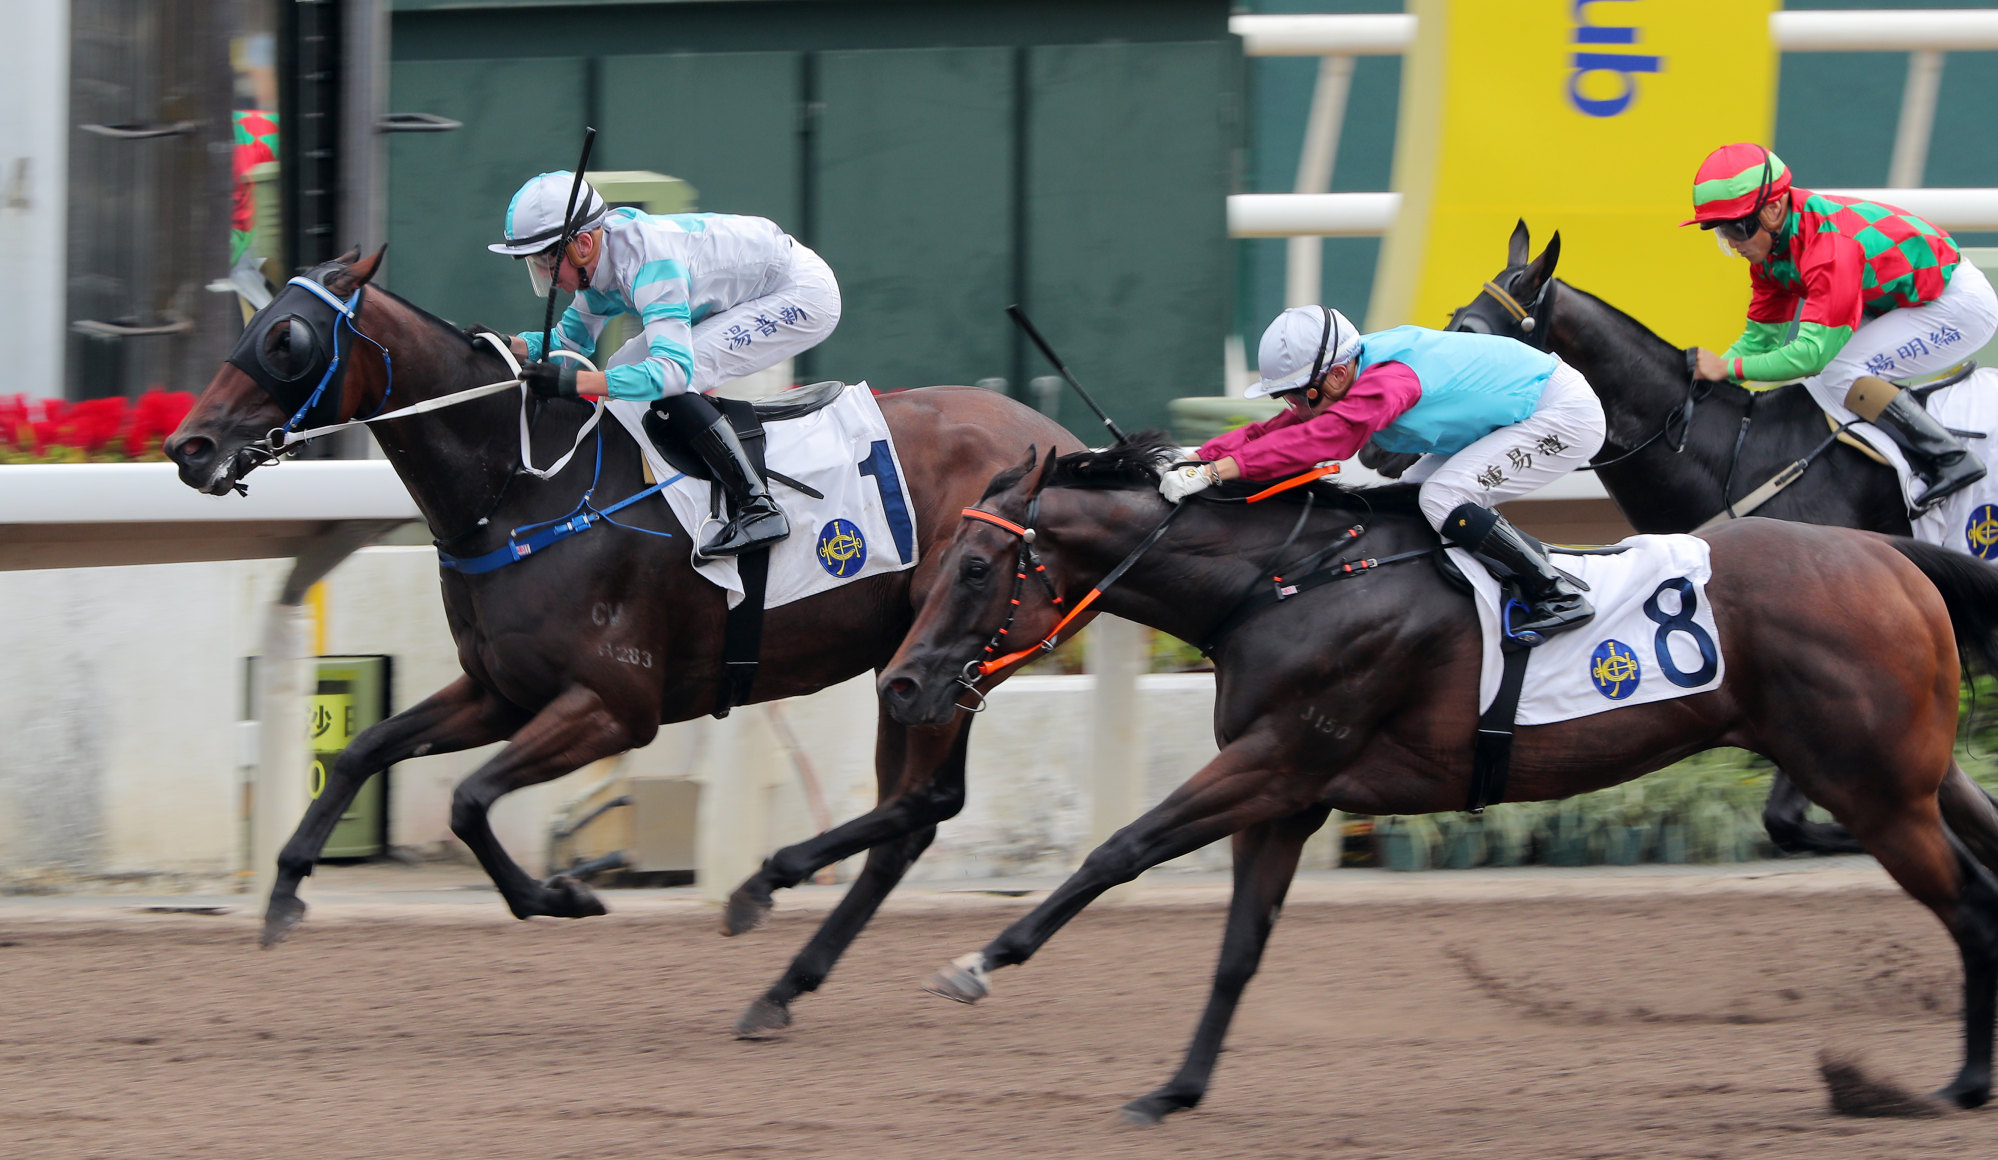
[{"xmin": 0, "ymin": 389, "xmax": 195, "ymax": 463}]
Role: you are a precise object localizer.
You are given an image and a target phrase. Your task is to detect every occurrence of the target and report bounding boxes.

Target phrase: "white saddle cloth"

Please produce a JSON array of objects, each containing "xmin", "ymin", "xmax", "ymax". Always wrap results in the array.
[
  {"xmin": 606, "ymin": 383, "xmax": 919, "ymax": 609},
  {"xmin": 1449, "ymin": 533, "xmax": 1726, "ymax": 725},
  {"xmin": 1844, "ymin": 370, "xmax": 1998, "ymax": 559}
]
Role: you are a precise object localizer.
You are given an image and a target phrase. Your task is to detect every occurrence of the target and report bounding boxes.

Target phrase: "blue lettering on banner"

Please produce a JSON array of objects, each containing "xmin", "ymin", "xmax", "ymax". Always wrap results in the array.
[
  {"xmin": 858, "ymin": 440, "xmax": 916, "ymax": 563},
  {"xmin": 816, "ymin": 518, "xmax": 867, "ymax": 577},
  {"xmin": 1642, "ymin": 577, "xmax": 1719, "ymax": 688},
  {"xmin": 1568, "ymin": 0, "xmax": 1662, "ymax": 118},
  {"xmin": 1590, "ymin": 638, "xmax": 1641, "ymax": 700}
]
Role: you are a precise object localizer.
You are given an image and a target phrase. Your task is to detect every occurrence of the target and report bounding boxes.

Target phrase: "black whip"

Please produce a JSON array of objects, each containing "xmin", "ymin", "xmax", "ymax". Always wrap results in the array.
[
  {"xmin": 1006, "ymin": 304, "xmax": 1129, "ymax": 444},
  {"xmin": 540, "ymin": 126, "xmax": 598, "ymax": 365}
]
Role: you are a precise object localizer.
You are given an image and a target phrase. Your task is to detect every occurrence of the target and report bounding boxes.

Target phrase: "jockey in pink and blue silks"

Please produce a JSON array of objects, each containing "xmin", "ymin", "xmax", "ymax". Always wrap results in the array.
[{"xmin": 1163, "ymin": 307, "xmax": 1607, "ymax": 642}]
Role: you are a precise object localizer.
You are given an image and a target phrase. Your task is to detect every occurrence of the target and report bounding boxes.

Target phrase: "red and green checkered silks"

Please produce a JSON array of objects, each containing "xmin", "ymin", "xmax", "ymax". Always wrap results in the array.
[
  {"xmin": 231, "ymin": 110, "xmax": 279, "ymax": 262},
  {"xmin": 1687, "ymin": 143, "xmax": 1790, "ymax": 224},
  {"xmin": 1723, "ymin": 188, "xmax": 1960, "ymax": 382}
]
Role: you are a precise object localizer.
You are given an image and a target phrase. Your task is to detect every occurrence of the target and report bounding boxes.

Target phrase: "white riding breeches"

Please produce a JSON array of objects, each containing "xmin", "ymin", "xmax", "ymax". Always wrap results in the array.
[
  {"xmin": 1411, "ymin": 359, "xmax": 1607, "ymax": 532},
  {"xmin": 607, "ymin": 241, "xmax": 843, "ymax": 393},
  {"xmin": 1801, "ymin": 260, "xmax": 1998, "ymax": 422}
]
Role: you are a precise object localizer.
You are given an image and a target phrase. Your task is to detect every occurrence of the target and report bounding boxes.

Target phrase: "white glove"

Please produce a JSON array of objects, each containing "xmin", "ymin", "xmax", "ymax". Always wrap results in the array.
[{"xmin": 1158, "ymin": 463, "xmax": 1216, "ymax": 504}]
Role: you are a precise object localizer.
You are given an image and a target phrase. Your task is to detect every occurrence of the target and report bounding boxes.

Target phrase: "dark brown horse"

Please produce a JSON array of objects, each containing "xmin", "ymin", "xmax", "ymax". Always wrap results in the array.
[
  {"xmin": 1447, "ymin": 221, "xmax": 1937, "ymax": 855},
  {"xmin": 165, "ymin": 249, "xmax": 1082, "ymax": 1036},
  {"xmin": 878, "ymin": 437, "xmax": 1998, "ymax": 1120}
]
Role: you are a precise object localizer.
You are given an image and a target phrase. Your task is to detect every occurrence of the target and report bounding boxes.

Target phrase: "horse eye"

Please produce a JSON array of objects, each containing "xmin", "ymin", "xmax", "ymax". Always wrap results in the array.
[
  {"xmin": 263, "ymin": 320, "xmax": 294, "ymax": 369},
  {"xmin": 961, "ymin": 557, "xmax": 991, "ymax": 583}
]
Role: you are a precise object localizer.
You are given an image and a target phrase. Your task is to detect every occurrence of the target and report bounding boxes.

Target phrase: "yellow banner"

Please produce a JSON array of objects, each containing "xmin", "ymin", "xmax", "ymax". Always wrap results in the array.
[
  {"xmin": 309, "ymin": 692, "xmax": 355, "ymax": 752},
  {"xmin": 1371, "ymin": 0, "xmax": 1778, "ymax": 351}
]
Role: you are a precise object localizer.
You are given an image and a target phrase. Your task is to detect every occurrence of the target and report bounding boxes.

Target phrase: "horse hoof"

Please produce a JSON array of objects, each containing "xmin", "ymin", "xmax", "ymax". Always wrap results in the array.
[
  {"xmin": 1934, "ymin": 1079, "xmax": 1990, "ymax": 1110},
  {"xmin": 1118, "ymin": 1099, "xmax": 1169, "ymax": 1127},
  {"xmin": 734, "ymin": 995, "xmax": 793, "ymax": 1040},
  {"xmin": 260, "ymin": 895, "xmax": 307, "ymax": 949},
  {"xmin": 721, "ymin": 883, "xmax": 773, "ymax": 937},
  {"xmin": 539, "ymin": 874, "xmax": 608, "ymax": 919},
  {"xmin": 923, "ymin": 952, "xmax": 991, "ymax": 1004}
]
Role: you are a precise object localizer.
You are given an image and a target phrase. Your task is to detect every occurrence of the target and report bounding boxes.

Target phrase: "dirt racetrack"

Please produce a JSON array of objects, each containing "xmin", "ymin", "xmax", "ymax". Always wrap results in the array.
[{"xmin": 3, "ymin": 869, "xmax": 1994, "ymax": 1159}]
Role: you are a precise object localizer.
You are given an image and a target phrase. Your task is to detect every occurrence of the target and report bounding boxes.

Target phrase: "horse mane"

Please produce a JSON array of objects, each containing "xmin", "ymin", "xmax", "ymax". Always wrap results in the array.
[{"xmin": 1029, "ymin": 428, "xmax": 1429, "ymax": 518}]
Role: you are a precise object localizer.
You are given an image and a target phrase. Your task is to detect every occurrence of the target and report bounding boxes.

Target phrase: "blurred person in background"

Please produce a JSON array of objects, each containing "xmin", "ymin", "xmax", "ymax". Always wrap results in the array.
[
  {"xmin": 1160, "ymin": 306, "xmax": 1605, "ymax": 642},
  {"xmin": 471, "ymin": 171, "xmax": 842, "ymax": 557},
  {"xmin": 1685, "ymin": 142, "xmax": 1994, "ymax": 509}
]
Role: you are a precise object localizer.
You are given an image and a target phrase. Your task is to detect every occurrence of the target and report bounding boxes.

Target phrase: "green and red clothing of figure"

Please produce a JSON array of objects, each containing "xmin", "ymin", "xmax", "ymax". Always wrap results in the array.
[
  {"xmin": 232, "ymin": 109, "xmax": 279, "ymax": 263},
  {"xmin": 1686, "ymin": 142, "xmax": 1994, "ymax": 510}
]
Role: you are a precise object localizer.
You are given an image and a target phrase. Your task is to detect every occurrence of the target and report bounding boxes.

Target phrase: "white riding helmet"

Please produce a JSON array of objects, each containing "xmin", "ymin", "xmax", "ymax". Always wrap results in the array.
[
  {"xmin": 1247, "ymin": 305, "xmax": 1362, "ymax": 399},
  {"xmin": 490, "ymin": 171, "xmax": 608, "ymax": 293}
]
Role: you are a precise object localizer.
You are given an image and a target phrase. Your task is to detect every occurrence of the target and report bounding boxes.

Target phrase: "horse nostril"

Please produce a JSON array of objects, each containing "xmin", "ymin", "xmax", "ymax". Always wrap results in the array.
[
  {"xmin": 167, "ymin": 433, "xmax": 213, "ymax": 469},
  {"xmin": 885, "ymin": 676, "xmax": 919, "ymax": 701}
]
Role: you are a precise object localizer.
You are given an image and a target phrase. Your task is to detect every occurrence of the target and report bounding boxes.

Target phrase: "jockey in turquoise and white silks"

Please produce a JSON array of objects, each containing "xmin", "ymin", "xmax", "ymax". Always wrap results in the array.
[
  {"xmin": 475, "ymin": 171, "xmax": 843, "ymax": 557},
  {"xmin": 1166, "ymin": 307, "xmax": 1606, "ymax": 642}
]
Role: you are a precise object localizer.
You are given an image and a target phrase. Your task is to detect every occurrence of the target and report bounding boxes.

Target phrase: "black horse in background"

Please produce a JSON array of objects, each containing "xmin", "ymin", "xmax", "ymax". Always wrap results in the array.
[{"xmin": 1447, "ymin": 221, "xmax": 1934, "ymax": 855}]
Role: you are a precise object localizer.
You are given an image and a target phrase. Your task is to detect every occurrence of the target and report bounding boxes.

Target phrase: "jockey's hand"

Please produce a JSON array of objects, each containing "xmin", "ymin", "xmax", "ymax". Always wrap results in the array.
[
  {"xmin": 463, "ymin": 323, "xmax": 529, "ymax": 361},
  {"xmin": 519, "ymin": 360, "xmax": 579, "ymax": 399},
  {"xmin": 1693, "ymin": 347, "xmax": 1732, "ymax": 381},
  {"xmin": 1158, "ymin": 463, "xmax": 1217, "ymax": 504}
]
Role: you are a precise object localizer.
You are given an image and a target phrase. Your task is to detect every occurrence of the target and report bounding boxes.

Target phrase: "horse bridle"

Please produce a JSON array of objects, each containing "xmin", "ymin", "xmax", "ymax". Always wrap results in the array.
[
  {"xmin": 227, "ymin": 274, "xmax": 396, "ymax": 465},
  {"xmin": 952, "ymin": 493, "xmax": 1187, "ymax": 710},
  {"xmin": 1460, "ymin": 269, "xmax": 1705, "ymax": 472}
]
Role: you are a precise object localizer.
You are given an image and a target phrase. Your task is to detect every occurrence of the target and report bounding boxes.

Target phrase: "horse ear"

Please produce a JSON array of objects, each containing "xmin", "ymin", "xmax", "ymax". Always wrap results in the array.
[
  {"xmin": 328, "ymin": 246, "xmax": 388, "ymax": 295},
  {"xmin": 1508, "ymin": 219, "xmax": 1531, "ymax": 268},
  {"xmin": 1523, "ymin": 231, "xmax": 1561, "ymax": 289},
  {"xmin": 1030, "ymin": 445, "xmax": 1062, "ymax": 495},
  {"xmin": 335, "ymin": 245, "xmax": 362, "ymax": 266}
]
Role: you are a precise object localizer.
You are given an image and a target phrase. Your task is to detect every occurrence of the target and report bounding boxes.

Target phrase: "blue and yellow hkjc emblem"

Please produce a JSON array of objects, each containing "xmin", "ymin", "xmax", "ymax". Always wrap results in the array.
[
  {"xmin": 816, "ymin": 518, "xmax": 867, "ymax": 577},
  {"xmin": 1589, "ymin": 639, "xmax": 1641, "ymax": 700},
  {"xmin": 1967, "ymin": 504, "xmax": 1998, "ymax": 560}
]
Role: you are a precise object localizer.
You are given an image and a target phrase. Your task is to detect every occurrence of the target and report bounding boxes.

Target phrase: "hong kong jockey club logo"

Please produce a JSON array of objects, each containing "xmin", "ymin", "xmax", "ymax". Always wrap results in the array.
[
  {"xmin": 816, "ymin": 518, "xmax": 867, "ymax": 577},
  {"xmin": 1967, "ymin": 504, "xmax": 1998, "ymax": 560},
  {"xmin": 1590, "ymin": 639, "xmax": 1641, "ymax": 700}
]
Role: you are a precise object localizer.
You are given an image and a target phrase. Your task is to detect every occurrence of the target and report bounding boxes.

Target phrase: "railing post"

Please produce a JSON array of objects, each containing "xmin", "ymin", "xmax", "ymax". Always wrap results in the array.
[
  {"xmin": 1285, "ymin": 54, "xmax": 1356, "ymax": 308},
  {"xmin": 1890, "ymin": 49, "xmax": 1945, "ymax": 189},
  {"xmin": 1087, "ymin": 617, "xmax": 1147, "ymax": 894}
]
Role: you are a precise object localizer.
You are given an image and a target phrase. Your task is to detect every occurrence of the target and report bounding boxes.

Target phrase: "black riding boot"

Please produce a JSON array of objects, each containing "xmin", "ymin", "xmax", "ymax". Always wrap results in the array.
[
  {"xmin": 1442, "ymin": 503, "xmax": 1594, "ymax": 646},
  {"xmin": 665, "ymin": 393, "xmax": 790, "ymax": 557},
  {"xmin": 1849, "ymin": 376, "xmax": 1986, "ymax": 512}
]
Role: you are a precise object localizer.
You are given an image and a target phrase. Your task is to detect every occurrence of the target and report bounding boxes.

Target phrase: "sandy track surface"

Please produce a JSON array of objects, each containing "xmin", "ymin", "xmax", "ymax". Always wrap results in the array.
[{"xmin": 2, "ymin": 867, "xmax": 1992, "ymax": 1158}]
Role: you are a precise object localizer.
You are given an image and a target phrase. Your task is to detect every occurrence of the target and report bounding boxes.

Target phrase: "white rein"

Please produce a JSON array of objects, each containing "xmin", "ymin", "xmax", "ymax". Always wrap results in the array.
[{"xmin": 276, "ymin": 331, "xmax": 604, "ymax": 482}]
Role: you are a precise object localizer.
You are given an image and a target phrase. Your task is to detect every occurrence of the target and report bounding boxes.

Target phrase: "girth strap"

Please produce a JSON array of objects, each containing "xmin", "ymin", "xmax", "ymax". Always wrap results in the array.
[
  {"xmin": 710, "ymin": 397, "xmax": 772, "ymax": 719},
  {"xmin": 1467, "ymin": 625, "xmax": 1532, "ymax": 814}
]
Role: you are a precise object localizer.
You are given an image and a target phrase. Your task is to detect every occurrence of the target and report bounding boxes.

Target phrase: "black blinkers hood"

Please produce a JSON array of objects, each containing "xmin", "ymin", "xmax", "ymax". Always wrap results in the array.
[{"xmin": 226, "ymin": 271, "xmax": 362, "ymax": 433}]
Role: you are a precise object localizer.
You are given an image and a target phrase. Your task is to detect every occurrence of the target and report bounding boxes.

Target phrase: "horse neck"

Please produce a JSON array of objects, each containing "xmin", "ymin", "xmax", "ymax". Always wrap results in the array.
[
  {"xmin": 354, "ymin": 296, "xmax": 531, "ymax": 539},
  {"xmin": 1041, "ymin": 487, "xmax": 1401, "ymax": 647}
]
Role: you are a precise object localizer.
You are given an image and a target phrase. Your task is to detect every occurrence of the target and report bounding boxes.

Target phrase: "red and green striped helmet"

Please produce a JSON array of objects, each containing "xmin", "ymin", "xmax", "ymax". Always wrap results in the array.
[{"xmin": 1683, "ymin": 143, "xmax": 1791, "ymax": 226}]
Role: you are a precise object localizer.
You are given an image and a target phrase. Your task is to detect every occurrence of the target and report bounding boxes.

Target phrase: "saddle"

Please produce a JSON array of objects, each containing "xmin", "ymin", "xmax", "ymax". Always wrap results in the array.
[{"xmin": 640, "ymin": 379, "xmax": 846, "ymax": 485}]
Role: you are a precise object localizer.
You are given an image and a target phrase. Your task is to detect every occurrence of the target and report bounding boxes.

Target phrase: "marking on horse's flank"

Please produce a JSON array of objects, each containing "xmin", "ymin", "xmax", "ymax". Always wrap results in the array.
[
  {"xmin": 591, "ymin": 602, "xmax": 623, "ymax": 626},
  {"xmin": 1300, "ymin": 706, "xmax": 1347, "ymax": 738},
  {"xmin": 598, "ymin": 640, "xmax": 654, "ymax": 668}
]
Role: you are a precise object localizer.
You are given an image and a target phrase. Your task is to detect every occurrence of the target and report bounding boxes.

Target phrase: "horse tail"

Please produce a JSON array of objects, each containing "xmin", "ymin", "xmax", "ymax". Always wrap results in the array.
[{"xmin": 1887, "ymin": 537, "xmax": 1998, "ymax": 677}]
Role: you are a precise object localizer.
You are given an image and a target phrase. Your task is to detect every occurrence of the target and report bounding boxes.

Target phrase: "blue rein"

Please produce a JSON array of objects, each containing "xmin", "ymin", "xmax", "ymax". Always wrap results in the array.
[{"xmin": 436, "ymin": 418, "xmax": 680, "ymax": 575}]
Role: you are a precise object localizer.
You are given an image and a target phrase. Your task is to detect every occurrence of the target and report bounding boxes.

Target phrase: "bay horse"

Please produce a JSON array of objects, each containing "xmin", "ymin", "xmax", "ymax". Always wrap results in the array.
[
  {"xmin": 877, "ymin": 436, "xmax": 1998, "ymax": 1120},
  {"xmin": 164, "ymin": 249, "xmax": 1083, "ymax": 1037},
  {"xmin": 1447, "ymin": 221, "xmax": 1939, "ymax": 855}
]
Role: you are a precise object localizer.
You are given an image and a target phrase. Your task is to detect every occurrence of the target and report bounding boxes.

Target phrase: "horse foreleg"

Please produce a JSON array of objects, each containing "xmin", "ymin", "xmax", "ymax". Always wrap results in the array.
[
  {"xmin": 1761, "ymin": 769, "xmax": 1863, "ymax": 855},
  {"xmin": 928, "ymin": 735, "xmax": 1305, "ymax": 1002},
  {"xmin": 1121, "ymin": 804, "xmax": 1332, "ymax": 1126},
  {"xmin": 731, "ymin": 717, "xmax": 971, "ymax": 1037},
  {"xmin": 264, "ymin": 676, "xmax": 524, "ymax": 947},
  {"xmin": 448, "ymin": 684, "xmax": 637, "ymax": 920},
  {"xmin": 724, "ymin": 716, "xmax": 968, "ymax": 935}
]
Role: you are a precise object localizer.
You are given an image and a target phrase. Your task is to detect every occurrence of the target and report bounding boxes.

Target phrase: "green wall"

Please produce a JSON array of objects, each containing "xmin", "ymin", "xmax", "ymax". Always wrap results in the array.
[{"xmin": 384, "ymin": 0, "xmax": 1238, "ymax": 435}]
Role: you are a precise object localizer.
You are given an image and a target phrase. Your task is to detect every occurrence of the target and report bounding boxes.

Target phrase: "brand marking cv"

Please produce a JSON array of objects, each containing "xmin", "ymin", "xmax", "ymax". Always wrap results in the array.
[{"xmin": 1569, "ymin": 0, "xmax": 1662, "ymax": 118}]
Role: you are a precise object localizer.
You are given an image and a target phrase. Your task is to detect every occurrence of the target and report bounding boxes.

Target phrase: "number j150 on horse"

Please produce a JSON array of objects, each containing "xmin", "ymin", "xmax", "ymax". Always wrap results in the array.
[
  {"xmin": 164, "ymin": 248, "xmax": 1082, "ymax": 1037},
  {"xmin": 878, "ymin": 437, "xmax": 1998, "ymax": 1120}
]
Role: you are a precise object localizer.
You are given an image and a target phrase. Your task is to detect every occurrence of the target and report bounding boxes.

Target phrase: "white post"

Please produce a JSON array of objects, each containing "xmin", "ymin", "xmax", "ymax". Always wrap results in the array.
[
  {"xmin": 697, "ymin": 706, "xmax": 782, "ymax": 903},
  {"xmin": 1285, "ymin": 54, "xmax": 1355, "ymax": 308},
  {"xmin": 1087, "ymin": 618, "xmax": 1147, "ymax": 895},
  {"xmin": 251, "ymin": 602, "xmax": 314, "ymax": 906},
  {"xmin": 1889, "ymin": 49, "xmax": 1945, "ymax": 189}
]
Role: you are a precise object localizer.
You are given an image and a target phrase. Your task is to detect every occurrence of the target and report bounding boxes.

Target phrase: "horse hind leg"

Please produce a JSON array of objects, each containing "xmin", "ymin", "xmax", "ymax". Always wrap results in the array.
[
  {"xmin": 1822, "ymin": 792, "xmax": 1998, "ymax": 1110},
  {"xmin": 448, "ymin": 684, "xmax": 639, "ymax": 920},
  {"xmin": 1762, "ymin": 769, "xmax": 1863, "ymax": 855},
  {"xmin": 1122, "ymin": 804, "xmax": 1332, "ymax": 1126}
]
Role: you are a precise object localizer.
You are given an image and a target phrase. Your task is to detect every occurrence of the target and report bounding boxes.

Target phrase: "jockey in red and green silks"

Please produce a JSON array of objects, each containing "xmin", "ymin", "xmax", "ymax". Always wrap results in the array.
[{"xmin": 1685, "ymin": 142, "xmax": 1992, "ymax": 510}]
